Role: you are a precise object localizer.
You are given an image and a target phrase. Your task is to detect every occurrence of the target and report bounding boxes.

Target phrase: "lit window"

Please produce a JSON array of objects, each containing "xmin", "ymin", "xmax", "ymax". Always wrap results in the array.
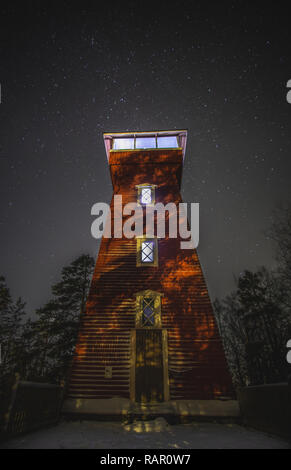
[
  {"xmin": 135, "ymin": 137, "xmax": 156, "ymax": 149},
  {"xmin": 157, "ymin": 136, "xmax": 178, "ymax": 148},
  {"xmin": 141, "ymin": 187, "xmax": 152, "ymax": 204},
  {"xmin": 136, "ymin": 237, "xmax": 158, "ymax": 267},
  {"xmin": 113, "ymin": 138, "xmax": 134, "ymax": 150},
  {"xmin": 136, "ymin": 184, "xmax": 156, "ymax": 206},
  {"xmin": 141, "ymin": 241, "xmax": 154, "ymax": 263},
  {"xmin": 135, "ymin": 290, "xmax": 163, "ymax": 328},
  {"xmin": 112, "ymin": 135, "xmax": 180, "ymax": 150}
]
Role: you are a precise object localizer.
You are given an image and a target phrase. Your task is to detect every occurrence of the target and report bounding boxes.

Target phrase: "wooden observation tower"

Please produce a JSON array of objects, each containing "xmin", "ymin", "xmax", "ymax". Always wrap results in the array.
[{"xmin": 66, "ymin": 130, "xmax": 234, "ymax": 411}]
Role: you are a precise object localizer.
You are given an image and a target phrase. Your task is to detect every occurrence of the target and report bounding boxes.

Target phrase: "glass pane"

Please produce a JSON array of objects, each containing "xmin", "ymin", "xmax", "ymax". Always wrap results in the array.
[
  {"xmin": 135, "ymin": 137, "xmax": 156, "ymax": 149},
  {"xmin": 144, "ymin": 306, "xmax": 153, "ymax": 318},
  {"xmin": 141, "ymin": 187, "xmax": 152, "ymax": 204},
  {"xmin": 141, "ymin": 241, "xmax": 154, "ymax": 262},
  {"xmin": 142, "ymin": 297, "xmax": 155, "ymax": 326},
  {"xmin": 157, "ymin": 136, "xmax": 178, "ymax": 148},
  {"xmin": 142, "ymin": 313, "xmax": 154, "ymax": 326},
  {"xmin": 113, "ymin": 138, "xmax": 134, "ymax": 150}
]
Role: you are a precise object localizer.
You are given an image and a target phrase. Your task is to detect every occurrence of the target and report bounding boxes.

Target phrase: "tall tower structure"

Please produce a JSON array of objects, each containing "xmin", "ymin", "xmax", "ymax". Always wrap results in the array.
[{"xmin": 66, "ymin": 130, "xmax": 233, "ymax": 408}]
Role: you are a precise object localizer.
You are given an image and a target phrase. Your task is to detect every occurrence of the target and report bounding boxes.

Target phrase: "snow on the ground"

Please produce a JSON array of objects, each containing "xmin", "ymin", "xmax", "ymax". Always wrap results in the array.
[{"xmin": 1, "ymin": 419, "xmax": 290, "ymax": 449}]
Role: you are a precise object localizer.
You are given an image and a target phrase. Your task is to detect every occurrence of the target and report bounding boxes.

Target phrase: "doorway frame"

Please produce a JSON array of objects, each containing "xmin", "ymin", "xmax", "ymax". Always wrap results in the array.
[{"xmin": 129, "ymin": 328, "xmax": 169, "ymax": 402}]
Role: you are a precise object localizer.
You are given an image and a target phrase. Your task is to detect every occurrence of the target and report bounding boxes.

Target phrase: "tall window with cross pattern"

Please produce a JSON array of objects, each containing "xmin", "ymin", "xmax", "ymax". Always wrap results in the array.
[
  {"xmin": 142, "ymin": 297, "xmax": 155, "ymax": 326},
  {"xmin": 140, "ymin": 187, "xmax": 152, "ymax": 205},
  {"xmin": 141, "ymin": 241, "xmax": 154, "ymax": 263},
  {"xmin": 136, "ymin": 184, "xmax": 156, "ymax": 206},
  {"xmin": 136, "ymin": 237, "xmax": 158, "ymax": 267},
  {"xmin": 135, "ymin": 290, "xmax": 163, "ymax": 328}
]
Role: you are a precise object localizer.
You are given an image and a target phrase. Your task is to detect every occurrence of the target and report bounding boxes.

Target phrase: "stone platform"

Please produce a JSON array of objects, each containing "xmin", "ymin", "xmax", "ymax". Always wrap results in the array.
[{"xmin": 62, "ymin": 398, "xmax": 240, "ymax": 423}]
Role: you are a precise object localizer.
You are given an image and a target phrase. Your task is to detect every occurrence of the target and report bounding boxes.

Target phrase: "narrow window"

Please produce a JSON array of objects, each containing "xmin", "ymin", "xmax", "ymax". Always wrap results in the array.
[
  {"xmin": 141, "ymin": 187, "xmax": 152, "ymax": 205},
  {"xmin": 136, "ymin": 184, "xmax": 156, "ymax": 206},
  {"xmin": 136, "ymin": 237, "xmax": 158, "ymax": 267},
  {"xmin": 135, "ymin": 290, "xmax": 163, "ymax": 328},
  {"xmin": 135, "ymin": 137, "xmax": 156, "ymax": 149},
  {"xmin": 157, "ymin": 136, "xmax": 179, "ymax": 148},
  {"xmin": 141, "ymin": 241, "xmax": 154, "ymax": 263},
  {"xmin": 113, "ymin": 138, "xmax": 135, "ymax": 150},
  {"xmin": 142, "ymin": 297, "xmax": 155, "ymax": 326}
]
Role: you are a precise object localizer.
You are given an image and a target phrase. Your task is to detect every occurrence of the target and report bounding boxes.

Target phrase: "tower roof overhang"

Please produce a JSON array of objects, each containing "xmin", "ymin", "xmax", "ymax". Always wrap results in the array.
[{"xmin": 103, "ymin": 129, "xmax": 188, "ymax": 162}]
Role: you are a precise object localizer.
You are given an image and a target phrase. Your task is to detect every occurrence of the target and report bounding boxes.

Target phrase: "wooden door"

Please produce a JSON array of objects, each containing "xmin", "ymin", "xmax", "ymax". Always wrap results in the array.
[{"xmin": 135, "ymin": 329, "xmax": 164, "ymax": 403}]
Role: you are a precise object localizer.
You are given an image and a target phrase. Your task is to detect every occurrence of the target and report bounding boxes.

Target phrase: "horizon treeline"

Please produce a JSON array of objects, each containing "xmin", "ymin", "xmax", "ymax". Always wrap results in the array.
[{"xmin": 0, "ymin": 254, "xmax": 94, "ymax": 385}]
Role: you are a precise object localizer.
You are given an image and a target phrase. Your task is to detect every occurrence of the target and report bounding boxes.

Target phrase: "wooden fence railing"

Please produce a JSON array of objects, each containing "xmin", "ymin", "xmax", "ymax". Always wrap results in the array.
[{"xmin": 1, "ymin": 374, "xmax": 65, "ymax": 439}]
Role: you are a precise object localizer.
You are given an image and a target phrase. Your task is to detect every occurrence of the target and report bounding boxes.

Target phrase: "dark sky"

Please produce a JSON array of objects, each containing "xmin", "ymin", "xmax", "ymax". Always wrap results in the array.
[{"xmin": 1, "ymin": 1, "xmax": 291, "ymax": 314}]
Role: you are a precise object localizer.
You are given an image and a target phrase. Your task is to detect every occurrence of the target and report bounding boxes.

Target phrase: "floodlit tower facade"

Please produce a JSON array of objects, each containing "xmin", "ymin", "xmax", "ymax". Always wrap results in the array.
[{"xmin": 67, "ymin": 130, "xmax": 233, "ymax": 404}]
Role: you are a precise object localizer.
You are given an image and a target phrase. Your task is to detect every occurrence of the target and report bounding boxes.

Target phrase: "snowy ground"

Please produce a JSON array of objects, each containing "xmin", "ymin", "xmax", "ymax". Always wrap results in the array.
[{"xmin": 1, "ymin": 419, "xmax": 290, "ymax": 449}]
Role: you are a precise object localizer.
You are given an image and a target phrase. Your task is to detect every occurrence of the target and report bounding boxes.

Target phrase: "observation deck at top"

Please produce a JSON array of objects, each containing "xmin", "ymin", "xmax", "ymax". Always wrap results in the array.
[{"xmin": 103, "ymin": 129, "xmax": 188, "ymax": 162}]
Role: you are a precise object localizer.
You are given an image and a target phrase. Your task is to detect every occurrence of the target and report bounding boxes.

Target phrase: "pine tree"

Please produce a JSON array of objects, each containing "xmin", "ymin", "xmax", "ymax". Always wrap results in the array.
[
  {"xmin": 214, "ymin": 267, "xmax": 289, "ymax": 386},
  {"xmin": 31, "ymin": 254, "xmax": 95, "ymax": 382},
  {"xmin": 0, "ymin": 276, "xmax": 26, "ymax": 378}
]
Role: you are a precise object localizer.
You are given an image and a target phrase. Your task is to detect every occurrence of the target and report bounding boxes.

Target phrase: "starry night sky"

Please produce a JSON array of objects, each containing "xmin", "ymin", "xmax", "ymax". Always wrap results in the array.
[{"xmin": 1, "ymin": 1, "xmax": 291, "ymax": 314}]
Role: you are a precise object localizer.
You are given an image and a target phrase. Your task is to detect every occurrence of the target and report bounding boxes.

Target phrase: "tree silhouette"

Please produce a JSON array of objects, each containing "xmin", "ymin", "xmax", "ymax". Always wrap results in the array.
[
  {"xmin": 269, "ymin": 203, "xmax": 291, "ymax": 310},
  {"xmin": 215, "ymin": 267, "xmax": 290, "ymax": 386},
  {"xmin": 0, "ymin": 254, "xmax": 95, "ymax": 386},
  {"xmin": 30, "ymin": 254, "xmax": 95, "ymax": 382},
  {"xmin": 0, "ymin": 276, "xmax": 26, "ymax": 378}
]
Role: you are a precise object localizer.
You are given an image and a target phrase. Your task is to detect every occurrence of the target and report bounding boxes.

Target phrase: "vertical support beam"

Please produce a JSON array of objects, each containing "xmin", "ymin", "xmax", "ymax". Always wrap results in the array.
[
  {"xmin": 162, "ymin": 329, "xmax": 170, "ymax": 401},
  {"xmin": 130, "ymin": 330, "xmax": 136, "ymax": 402}
]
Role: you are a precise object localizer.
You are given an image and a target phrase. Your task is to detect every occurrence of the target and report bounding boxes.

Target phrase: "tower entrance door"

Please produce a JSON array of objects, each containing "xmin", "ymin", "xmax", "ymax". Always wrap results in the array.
[{"xmin": 130, "ymin": 329, "xmax": 169, "ymax": 403}]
